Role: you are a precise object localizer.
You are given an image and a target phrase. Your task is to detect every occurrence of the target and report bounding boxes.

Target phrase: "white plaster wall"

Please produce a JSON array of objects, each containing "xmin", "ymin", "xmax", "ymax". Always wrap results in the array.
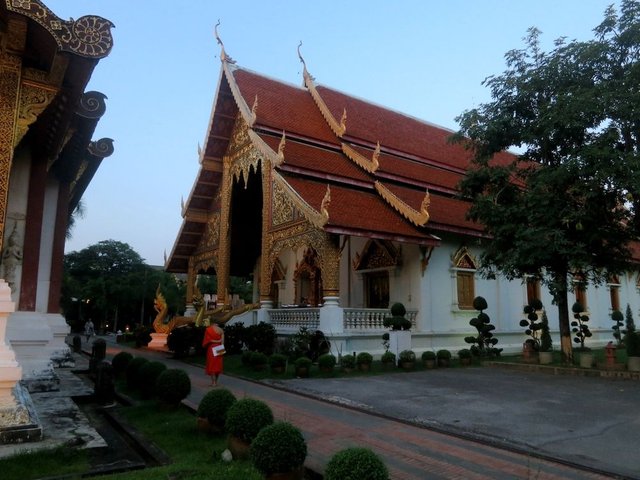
[{"xmin": 36, "ymin": 178, "xmax": 58, "ymax": 313}]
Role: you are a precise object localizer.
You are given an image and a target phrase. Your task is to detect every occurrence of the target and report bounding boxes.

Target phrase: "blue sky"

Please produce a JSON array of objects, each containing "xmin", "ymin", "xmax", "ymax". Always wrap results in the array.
[{"xmin": 48, "ymin": 0, "xmax": 616, "ymax": 266}]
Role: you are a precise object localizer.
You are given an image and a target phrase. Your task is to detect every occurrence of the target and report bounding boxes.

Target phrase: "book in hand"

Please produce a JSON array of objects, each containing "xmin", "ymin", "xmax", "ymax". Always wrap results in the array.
[{"xmin": 212, "ymin": 344, "xmax": 226, "ymax": 356}]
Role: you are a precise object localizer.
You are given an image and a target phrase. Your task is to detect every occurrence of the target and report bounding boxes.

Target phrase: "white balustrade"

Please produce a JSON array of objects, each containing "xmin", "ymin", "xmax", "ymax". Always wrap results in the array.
[{"xmin": 268, "ymin": 308, "xmax": 320, "ymax": 330}]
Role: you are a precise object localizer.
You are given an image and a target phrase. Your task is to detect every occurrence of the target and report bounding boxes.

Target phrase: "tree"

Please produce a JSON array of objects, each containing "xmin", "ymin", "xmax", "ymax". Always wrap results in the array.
[
  {"xmin": 454, "ymin": 1, "xmax": 640, "ymax": 363},
  {"xmin": 62, "ymin": 240, "xmax": 184, "ymax": 332}
]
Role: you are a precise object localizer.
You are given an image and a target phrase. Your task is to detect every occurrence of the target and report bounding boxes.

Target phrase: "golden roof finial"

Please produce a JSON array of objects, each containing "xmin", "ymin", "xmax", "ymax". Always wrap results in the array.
[
  {"xmin": 277, "ymin": 130, "xmax": 286, "ymax": 164},
  {"xmin": 251, "ymin": 94, "xmax": 258, "ymax": 124},
  {"xmin": 321, "ymin": 185, "xmax": 331, "ymax": 222},
  {"xmin": 372, "ymin": 142, "xmax": 380, "ymax": 171},
  {"xmin": 214, "ymin": 20, "xmax": 235, "ymax": 64},
  {"xmin": 421, "ymin": 189, "xmax": 431, "ymax": 216},
  {"xmin": 181, "ymin": 196, "xmax": 185, "ymax": 212}
]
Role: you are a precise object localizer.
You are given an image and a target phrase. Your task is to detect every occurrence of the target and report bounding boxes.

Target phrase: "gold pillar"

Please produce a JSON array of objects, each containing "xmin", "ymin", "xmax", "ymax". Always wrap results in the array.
[
  {"xmin": 216, "ymin": 157, "xmax": 232, "ymax": 305},
  {"xmin": 0, "ymin": 25, "xmax": 24, "ymax": 252},
  {"xmin": 319, "ymin": 233, "xmax": 341, "ymax": 298},
  {"xmin": 259, "ymin": 169, "xmax": 273, "ymax": 303}
]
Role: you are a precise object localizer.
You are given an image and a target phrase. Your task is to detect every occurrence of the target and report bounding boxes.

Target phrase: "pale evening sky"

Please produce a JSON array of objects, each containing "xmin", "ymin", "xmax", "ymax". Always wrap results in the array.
[{"xmin": 46, "ymin": 0, "xmax": 617, "ymax": 266}]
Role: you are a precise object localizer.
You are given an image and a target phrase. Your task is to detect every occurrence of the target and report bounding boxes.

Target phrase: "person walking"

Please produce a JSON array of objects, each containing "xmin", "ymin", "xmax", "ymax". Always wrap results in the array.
[
  {"xmin": 84, "ymin": 319, "xmax": 95, "ymax": 342},
  {"xmin": 202, "ymin": 320, "xmax": 225, "ymax": 386}
]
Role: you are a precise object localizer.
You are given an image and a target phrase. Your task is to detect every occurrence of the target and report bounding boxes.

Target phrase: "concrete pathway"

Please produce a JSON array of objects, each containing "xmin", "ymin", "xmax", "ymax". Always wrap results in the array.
[{"xmin": 103, "ymin": 339, "xmax": 638, "ymax": 480}]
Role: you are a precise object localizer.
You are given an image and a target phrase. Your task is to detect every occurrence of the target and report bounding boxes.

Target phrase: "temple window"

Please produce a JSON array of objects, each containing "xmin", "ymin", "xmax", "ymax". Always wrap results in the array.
[
  {"xmin": 526, "ymin": 276, "xmax": 541, "ymax": 306},
  {"xmin": 573, "ymin": 273, "xmax": 588, "ymax": 310},
  {"xmin": 452, "ymin": 247, "xmax": 477, "ymax": 310},
  {"xmin": 608, "ymin": 275, "xmax": 621, "ymax": 312}
]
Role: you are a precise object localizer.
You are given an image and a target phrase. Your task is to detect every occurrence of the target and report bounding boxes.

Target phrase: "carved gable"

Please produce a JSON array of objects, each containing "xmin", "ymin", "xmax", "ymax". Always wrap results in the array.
[{"xmin": 353, "ymin": 240, "xmax": 399, "ymax": 271}]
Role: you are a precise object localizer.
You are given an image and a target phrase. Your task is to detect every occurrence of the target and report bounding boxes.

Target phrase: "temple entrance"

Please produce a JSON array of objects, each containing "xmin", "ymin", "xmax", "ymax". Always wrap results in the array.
[
  {"xmin": 365, "ymin": 270, "xmax": 389, "ymax": 308},
  {"xmin": 294, "ymin": 248, "xmax": 322, "ymax": 306}
]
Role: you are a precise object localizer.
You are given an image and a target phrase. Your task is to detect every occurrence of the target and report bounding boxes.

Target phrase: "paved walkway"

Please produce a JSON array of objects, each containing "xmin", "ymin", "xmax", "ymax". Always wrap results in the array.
[
  {"xmin": 100, "ymin": 339, "xmax": 638, "ymax": 480},
  {"xmin": 2, "ymin": 336, "xmax": 638, "ymax": 479}
]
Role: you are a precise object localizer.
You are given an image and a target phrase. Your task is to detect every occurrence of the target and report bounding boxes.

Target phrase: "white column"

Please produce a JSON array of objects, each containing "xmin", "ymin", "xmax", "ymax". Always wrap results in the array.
[{"xmin": 319, "ymin": 296, "xmax": 344, "ymax": 334}]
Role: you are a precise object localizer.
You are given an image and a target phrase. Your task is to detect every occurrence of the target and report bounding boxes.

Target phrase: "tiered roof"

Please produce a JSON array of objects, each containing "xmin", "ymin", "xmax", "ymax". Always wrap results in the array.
[{"xmin": 166, "ymin": 39, "xmax": 500, "ymax": 272}]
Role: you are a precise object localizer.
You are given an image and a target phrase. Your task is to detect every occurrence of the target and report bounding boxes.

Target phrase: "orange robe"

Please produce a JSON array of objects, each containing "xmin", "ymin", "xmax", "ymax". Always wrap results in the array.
[{"xmin": 202, "ymin": 326, "xmax": 223, "ymax": 375}]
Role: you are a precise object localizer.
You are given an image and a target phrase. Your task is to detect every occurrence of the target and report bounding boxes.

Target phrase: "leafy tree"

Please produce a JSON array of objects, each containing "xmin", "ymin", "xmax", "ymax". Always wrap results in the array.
[
  {"xmin": 454, "ymin": 1, "xmax": 640, "ymax": 363},
  {"xmin": 62, "ymin": 240, "xmax": 185, "ymax": 332}
]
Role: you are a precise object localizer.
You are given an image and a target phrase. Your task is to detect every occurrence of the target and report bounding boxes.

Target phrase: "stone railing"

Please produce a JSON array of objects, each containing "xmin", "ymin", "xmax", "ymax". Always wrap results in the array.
[
  {"xmin": 268, "ymin": 308, "xmax": 320, "ymax": 330},
  {"xmin": 343, "ymin": 308, "xmax": 418, "ymax": 331}
]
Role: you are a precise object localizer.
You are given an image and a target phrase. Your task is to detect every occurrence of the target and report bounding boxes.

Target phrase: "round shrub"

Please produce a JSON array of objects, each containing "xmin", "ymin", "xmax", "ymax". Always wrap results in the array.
[
  {"xmin": 225, "ymin": 398, "xmax": 274, "ymax": 444},
  {"xmin": 325, "ymin": 447, "xmax": 389, "ymax": 480},
  {"xmin": 139, "ymin": 361, "xmax": 167, "ymax": 399},
  {"xmin": 458, "ymin": 348, "xmax": 472, "ymax": 359},
  {"xmin": 197, "ymin": 388, "xmax": 237, "ymax": 428},
  {"xmin": 421, "ymin": 351, "xmax": 436, "ymax": 361},
  {"xmin": 381, "ymin": 351, "xmax": 396, "ymax": 364},
  {"xmin": 241, "ymin": 350, "xmax": 254, "ymax": 366},
  {"xmin": 473, "ymin": 296, "xmax": 488, "ymax": 311},
  {"xmin": 269, "ymin": 353, "xmax": 287, "ymax": 369},
  {"xmin": 356, "ymin": 352, "xmax": 373, "ymax": 365},
  {"xmin": 398, "ymin": 350, "xmax": 416, "ymax": 363},
  {"xmin": 250, "ymin": 351, "xmax": 268, "ymax": 367},
  {"xmin": 111, "ymin": 351, "xmax": 133, "ymax": 377},
  {"xmin": 390, "ymin": 302, "xmax": 407, "ymax": 317},
  {"xmin": 294, "ymin": 356, "xmax": 312, "ymax": 369},
  {"xmin": 250, "ymin": 422, "xmax": 307, "ymax": 476},
  {"xmin": 318, "ymin": 353, "xmax": 337, "ymax": 369},
  {"xmin": 125, "ymin": 356, "xmax": 149, "ymax": 389},
  {"xmin": 383, "ymin": 302, "xmax": 411, "ymax": 331},
  {"xmin": 341, "ymin": 355, "xmax": 356, "ymax": 369},
  {"xmin": 156, "ymin": 368, "xmax": 191, "ymax": 406},
  {"xmin": 436, "ymin": 349, "xmax": 452, "ymax": 360}
]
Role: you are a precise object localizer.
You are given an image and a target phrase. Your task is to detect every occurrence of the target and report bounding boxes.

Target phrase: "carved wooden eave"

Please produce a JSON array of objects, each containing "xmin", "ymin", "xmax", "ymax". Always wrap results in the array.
[
  {"xmin": 298, "ymin": 43, "xmax": 346, "ymax": 138},
  {"xmin": 272, "ymin": 171, "xmax": 329, "ymax": 228},
  {"xmin": 374, "ymin": 181, "xmax": 430, "ymax": 227},
  {"xmin": 5, "ymin": 1, "xmax": 114, "ymax": 58},
  {"xmin": 342, "ymin": 142, "xmax": 380, "ymax": 173},
  {"xmin": 215, "ymin": 23, "xmax": 256, "ymax": 128}
]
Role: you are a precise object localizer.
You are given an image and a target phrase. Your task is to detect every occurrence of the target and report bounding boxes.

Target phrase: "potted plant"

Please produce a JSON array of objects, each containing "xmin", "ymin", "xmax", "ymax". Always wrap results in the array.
[
  {"xmin": 225, "ymin": 398, "xmax": 274, "ymax": 459},
  {"xmin": 398, "ymin": 350, "xmax": 416, "ymax": 370},
  {"xmin": 457, "ymin": 348, "xmax": 472, "ymax": 366},
  {"xmin": 318, "ymin": 353, "xmax": 337, "ymax": 374},
  {"xmin": 341, "ymin": 354, "xmax": 356, "ymax": 372},
  {"xmin": 380, "ymin": 351, "xmax": 396, "ymax": 369},
  {"xmin": 356, "ymin": 352, "xmax": 373, "ymax": 372},
  {"xmin": 196, "ymin": 388, "xmax": 237, "ymax": 434},
  {"xmin": 269, "ymin": 353, "xmax": 287, "ymax": 374},
  {"xmin": 250, "ymin": 351, "xmax": 269, "ymax": 371},
  {"xmin": 421, "ymin": 350, "xmax": 436, "ymax": 369},
  {"xmin": 294, "ymin": 356, "xmax": 312, "ymax": 378},
  {"xmin": 571, "ymin": 302, "xmax": 593, "ymax": 367},
  {"xmin": 626, "ymin": 330, "xmax": 640, "ymax": 372},
  {"xmin": 383, "ymin": 302, "xmax": 412, "ymax": 365},
  {"xmin": 436, "ymin": 349, "xmax": 452, "ymax": 367},
  {"xmin": 250, "ymin": 421, "xmax": 308, "ymax": 480},
  {"xmin": 538, "ymin": 310, "xmax": 553, "ymax": 365},
  {"xmin": 324, "ymin": 447, "xmax": 389, "ymax": 480}
]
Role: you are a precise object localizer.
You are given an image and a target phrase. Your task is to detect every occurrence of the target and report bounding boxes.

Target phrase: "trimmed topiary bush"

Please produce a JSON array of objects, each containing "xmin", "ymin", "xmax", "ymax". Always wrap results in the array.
[
  {"xmin": 138, "ymin": 361, "xmax": 167, "ymax": 399},
  {"xmin": 325, "ymin": 447, "xmax": 389, "ymax": 480},
  {"xmin": 241, "ymin": 350, "xmax": 254, "ymax": 367},
  {"xmin": 268, "ymin": 353, "xmax": 287, "ymax": 372},
  {"xmin": 421, "ymin": 350, "xmax": 436, "ymax": 361},
  {"xmin": 399, "ymin": 350, "xmax": 416, "ymax": 363},
  {"xmin": 156, "ymin": 368, "xmax": 191, "ymax": 406},
  {"xmin": 356, "ymin": 352, "xmax": 373, "ymax": 365},
  {"xmin": 250, "ymin": 351, "xmax": 268, "ymax": 370},
  {"xmin": 383, "ymin": 302, "xmax": 411, "ymax": 331},
  {"xmin": 111, "ymin": 351, "xmax": 133, "ymax": 377},
  {"xmin": 341, "ymin": 354, "xmax": 356, "ymax": 369},
  {"xmin": 125, "ymin": 356, "xmax": 149, "ymax": 390},
  {"xmin": 381, "ymin": 351, "xmax": 396, "ymax": 364},
  {"xmin": 225, "ymin": 398, "xmax": 274, "ymax": 444},
  {"xmin": 250, "ymin": 422, "xmax": 307, "ymax": 477},
  {"xmin": 197, "ymin": 388, "xmax": 237, "ymax": 429},
  {"xmin": 318, "ymin": 353, "xmax": 337, "ymax": 369}
]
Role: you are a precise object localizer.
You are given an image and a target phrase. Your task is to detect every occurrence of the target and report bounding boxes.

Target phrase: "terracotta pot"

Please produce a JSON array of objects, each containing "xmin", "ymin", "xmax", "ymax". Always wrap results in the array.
[
  {"xmin": 271, "ymin": 366, "xmax": 285, "ymax": 374},
  {"xmin": 228, "ymin": 434, "xmax": 251, "ymax": 460},
  {"xmin": 460, "ymin": 358, "xmax": 471, "ymax": 366},
  {"xmin": 423, "ymin": 359, "xmax": 436, "ymax": 369},
  {"xmin": 628, "ymin": 356, "xmax": 640, "ymax": 372},
  {"xmin": 538, "ymin": 351, "xmax": 553, "ymax": 365},
  {"xmin": 437, "ymin": 359, "xmax": 450, "ymax": 368},
  {"xmin": 266, "ymin": 465, "xmax": 305, "ymax": 480},
  {"xmin": 358, "ymin": 363, "xmax": 371, "ymax": 372},
  {"xmin": 400, "ymin": 361, "xmax": 414, "ymax": 370},
  {"xmin": 295, "ymin": 367, "xmax": 309, "ymax": 378}
]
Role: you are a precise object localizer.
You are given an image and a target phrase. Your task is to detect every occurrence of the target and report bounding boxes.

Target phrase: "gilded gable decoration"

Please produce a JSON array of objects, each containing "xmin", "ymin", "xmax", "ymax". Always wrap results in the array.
[
  {"xmin": 342, "ymin": 142, "xmax": 379, "ymax": 173},
  {"xmin": 15, "ymin": 81, "xmax": 57, "ymax": 146},
  {"xmin": 298, "ymin": 42, "xmax": 346, "ymax": 137},
  {"xmin": 452, "ymin": 246, "xmax": 477, "ymax": 270},
  {"xmin": 227, "ymin": 117, "xmax": 262, "ymax": 183},
  {"xmin": 271, "ymin": 179, "xmax": 296, "ymax": 226},
  {"xmin": 272, "ymin": 172, "xmax": 328, "ymax": 228},
  {"xmin": 201, "ymin": 212, "xmax": 221, "ymax": 249},
  {"xmin": 374, "ymin": 181, "xmax": 430, "ymax": 226},
  {"xmin": 353, "ymin": 240, "xmax": 400, "ymax": 271}
]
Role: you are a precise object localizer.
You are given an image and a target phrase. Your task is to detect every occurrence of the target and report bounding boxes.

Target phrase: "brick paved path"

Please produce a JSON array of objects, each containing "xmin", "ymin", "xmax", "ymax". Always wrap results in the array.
[{"xmin": 106, "ymin": 343, "xmax": 621, "ymax": 480}]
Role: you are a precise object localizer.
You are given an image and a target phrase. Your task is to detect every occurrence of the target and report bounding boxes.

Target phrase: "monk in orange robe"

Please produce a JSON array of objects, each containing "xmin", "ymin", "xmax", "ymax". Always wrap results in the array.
[{"xmin": 202, "ymin": 321, "xmax": 224, "ymax": 386}]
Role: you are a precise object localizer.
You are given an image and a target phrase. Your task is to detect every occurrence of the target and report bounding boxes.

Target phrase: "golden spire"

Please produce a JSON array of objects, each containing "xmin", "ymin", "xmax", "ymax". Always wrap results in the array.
[
  {"xmin": 321, "ymin": 185, "xmax": 331, "ymax": 222},
  {"xmin": 214, "ymin": 20, "xmax": 235, "ymax": 64},
  {"xmin": 277, "ymin": 131, "xmax": 286, "ymax": 165}
]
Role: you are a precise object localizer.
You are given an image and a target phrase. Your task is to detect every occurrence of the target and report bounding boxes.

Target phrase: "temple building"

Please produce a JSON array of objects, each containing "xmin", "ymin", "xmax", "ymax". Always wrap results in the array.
[
  {"xmin": 0, "ymin": 1, "xmax": 113, "ymax": 442},
  {"xmin": 166, "ymin": 34, "xmax": 640, "ymax": 357}
]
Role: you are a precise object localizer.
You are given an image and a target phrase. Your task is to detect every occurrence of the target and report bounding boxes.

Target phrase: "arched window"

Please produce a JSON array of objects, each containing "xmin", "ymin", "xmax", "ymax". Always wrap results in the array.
[
  {"xmin": 452, "ymin": 247, "xmax": 477, "ymax": 310},
  {"xmin": 608, "ymin": 275, "xmax": 621, "ymax": 312}
]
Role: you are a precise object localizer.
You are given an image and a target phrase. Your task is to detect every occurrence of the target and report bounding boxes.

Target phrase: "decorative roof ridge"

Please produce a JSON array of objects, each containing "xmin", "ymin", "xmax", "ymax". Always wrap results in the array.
[
  {"xmin": 6, "ymin": 0, "xmax": 114, "ymax": 58},
  {"xmin": 278, "ymin": 165, "xmax": 372, "ymax": 191},
  {"xmin": 215, "ymin": 22, "xmax": 256, "ymax": 127},
  {"xmin": 374, "ymin": 181, "xmax": 430, "ymax": 227},
  {"xmin": 248, "ymin": 129, "xmax": 285, "ymax": 168},
  {"xmin": 342, "ymin": 142, "xmax": 379, "ymax": 173},
  {"xmin": 298, "ymin": 42, "xmax": 346, "ymax": 138},
  {"xmin": 273, "ymin": 171, "xmax": 329, "ymax": 228}
]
